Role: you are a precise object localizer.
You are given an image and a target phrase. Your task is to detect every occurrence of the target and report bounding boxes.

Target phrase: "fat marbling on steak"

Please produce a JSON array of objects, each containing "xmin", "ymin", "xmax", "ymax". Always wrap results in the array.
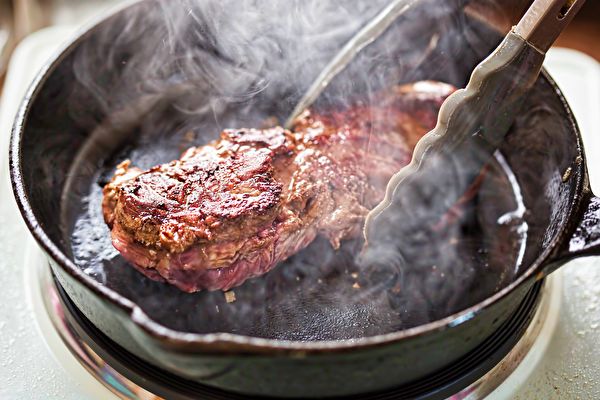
[{"xmin": 102, "ymin": 81, "xmax": 456, "ymax": 292}]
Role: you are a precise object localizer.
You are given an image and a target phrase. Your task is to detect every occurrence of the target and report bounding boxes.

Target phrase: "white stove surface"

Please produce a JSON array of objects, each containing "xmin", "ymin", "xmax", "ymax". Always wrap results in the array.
[{"xmin": 1, "ymin": 20, "xmax": 600, "ymax": 400}]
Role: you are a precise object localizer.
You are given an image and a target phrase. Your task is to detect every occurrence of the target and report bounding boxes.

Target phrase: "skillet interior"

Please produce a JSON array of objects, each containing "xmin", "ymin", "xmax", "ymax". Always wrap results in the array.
[{"xmin": 15, "ymin": 0, "xmax": 580, "ymax": 341}]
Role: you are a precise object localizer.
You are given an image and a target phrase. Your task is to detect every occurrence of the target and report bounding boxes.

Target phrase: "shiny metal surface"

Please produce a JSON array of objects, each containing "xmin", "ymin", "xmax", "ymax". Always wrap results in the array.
[
  {"xmin": 284, "ymin": 0, "xmax": 424, "ymax": 128},
  {"xmin": 459, "ymin": 275, "xmax": 560, "ymax": 399},
  {"xmin": 515, "ymin": 0, "xmax": 585, "ymax": 53},
  {"xmin": 365, "ymin": 0, "xmax": 587, "ymax": 242},
  {"xmin": 37, "ymin": 260, "xmax": 156, "ymax": 400},
  {"xmin": 34, "ymin": 253, "xmax": 557, "ymax": 400}
]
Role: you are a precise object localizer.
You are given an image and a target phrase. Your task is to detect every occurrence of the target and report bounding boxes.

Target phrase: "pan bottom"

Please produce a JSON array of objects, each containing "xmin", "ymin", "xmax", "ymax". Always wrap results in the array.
[{"xmin": 47, "ymin": 265, "xmax": 545, "ymax": 400}]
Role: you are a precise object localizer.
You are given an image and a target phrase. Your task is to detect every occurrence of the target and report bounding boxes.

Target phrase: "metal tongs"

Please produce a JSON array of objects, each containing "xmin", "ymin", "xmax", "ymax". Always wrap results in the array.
[
  {"xmin": 285, "ymin": 0, "xmax": 585, "ymax": 254},
  {"xmin": 361, "ymin": 0, "xmax": 585, "ymax": 248}
]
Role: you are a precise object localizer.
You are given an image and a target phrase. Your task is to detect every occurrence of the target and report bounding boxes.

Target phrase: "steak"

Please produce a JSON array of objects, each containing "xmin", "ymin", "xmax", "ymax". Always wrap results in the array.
[{"xmin": 102, "ymin": 81, "xmax": 455, "ymax": 292}]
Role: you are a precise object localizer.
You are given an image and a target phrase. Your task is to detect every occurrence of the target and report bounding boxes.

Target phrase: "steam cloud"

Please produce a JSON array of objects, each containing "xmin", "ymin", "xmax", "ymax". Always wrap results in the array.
[{"xmin": 67, "ymin": 0, "xmax": 529, "ymax": 340}]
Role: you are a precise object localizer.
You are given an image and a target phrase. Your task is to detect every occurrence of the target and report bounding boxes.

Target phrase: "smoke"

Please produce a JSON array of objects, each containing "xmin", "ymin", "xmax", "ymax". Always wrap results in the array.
[
  {"xmin": 66, "ymin": 0, "xmax": 533, "ymax": 340},
  {"xmin": 69, "ymin": 0, "xmax": 390, "ymax": 131}
]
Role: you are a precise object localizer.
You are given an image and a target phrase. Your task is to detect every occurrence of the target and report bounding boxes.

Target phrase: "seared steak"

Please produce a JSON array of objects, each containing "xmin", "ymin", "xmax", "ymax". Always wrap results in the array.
[{"xmin": 102, "ymin": 81, "xmax": 455, "ymax": 292}]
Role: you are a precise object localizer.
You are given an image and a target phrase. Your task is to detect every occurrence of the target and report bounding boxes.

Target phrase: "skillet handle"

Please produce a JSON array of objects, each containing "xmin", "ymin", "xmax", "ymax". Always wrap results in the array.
[{"xmin": 544, "ymin": 192, "xmax": 600, "ymax": 275}]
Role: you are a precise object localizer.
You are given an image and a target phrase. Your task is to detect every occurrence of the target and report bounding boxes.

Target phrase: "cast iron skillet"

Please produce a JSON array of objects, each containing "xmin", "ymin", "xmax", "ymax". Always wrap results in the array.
[{"xmin": 9, "ymin": 0, "xmax": 600, "ymax": 397}]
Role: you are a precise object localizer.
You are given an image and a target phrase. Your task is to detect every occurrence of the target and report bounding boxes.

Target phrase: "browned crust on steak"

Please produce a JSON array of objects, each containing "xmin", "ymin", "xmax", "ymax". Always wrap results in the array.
[
  {"xmin": 104, "ymin": 127, "xmax": 294, "ymax": 255},
  {"xmin": 102, "ymin": 81, "xmax": 456, "ymax": 291}
]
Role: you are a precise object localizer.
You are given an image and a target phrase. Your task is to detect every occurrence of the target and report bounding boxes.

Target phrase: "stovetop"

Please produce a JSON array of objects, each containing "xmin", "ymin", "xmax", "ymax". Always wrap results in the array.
[
  {"xmin": 51, "ymin": 272, "xmax": 546, "ymax": 400},
  {"xmin": 0, "ymin": 22, "xmax": 600, "ymax": 400}
]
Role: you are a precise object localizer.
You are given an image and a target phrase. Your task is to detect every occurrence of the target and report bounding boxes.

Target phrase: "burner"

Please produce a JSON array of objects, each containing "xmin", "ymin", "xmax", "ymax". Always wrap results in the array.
[{"xmin": 32, "ymin": 255, "xmax": 554, "ymax": 400}]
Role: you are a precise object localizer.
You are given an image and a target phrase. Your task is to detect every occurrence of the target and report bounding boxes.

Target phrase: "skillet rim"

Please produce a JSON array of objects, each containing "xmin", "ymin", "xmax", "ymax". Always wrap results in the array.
[{"xmin": 8, "ymin": 0, "xmax": 587, "ymax": 354}]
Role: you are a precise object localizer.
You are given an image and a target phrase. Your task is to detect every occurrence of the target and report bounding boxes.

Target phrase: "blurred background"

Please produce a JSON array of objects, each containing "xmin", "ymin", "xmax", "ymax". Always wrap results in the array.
[{"xmin": 1, "ymin": 0, "xmax": 599, "ymax": 90}]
